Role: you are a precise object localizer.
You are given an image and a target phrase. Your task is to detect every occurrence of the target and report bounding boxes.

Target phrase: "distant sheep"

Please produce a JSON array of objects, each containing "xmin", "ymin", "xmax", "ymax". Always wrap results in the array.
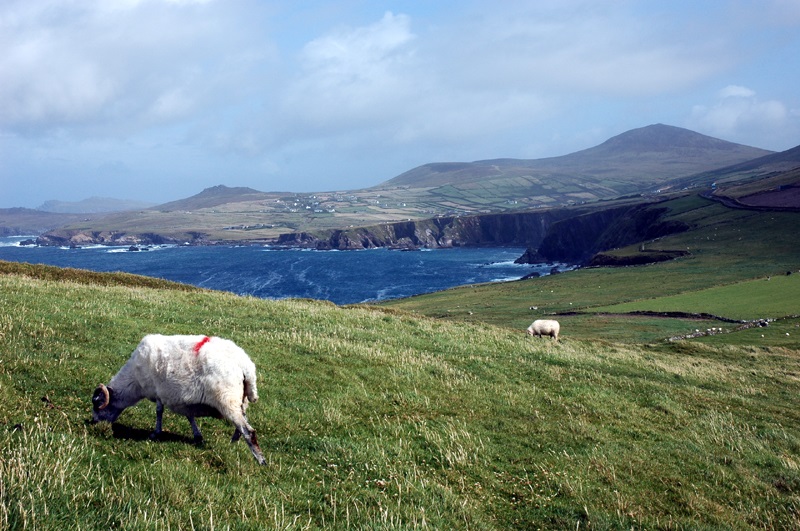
[
  {"xmin": 527, "ymin": 319, "xmax": 560, "ymax": 341},
  {"xmin": 92, "ymin": 334, "xmax": 266, "ymax": 465}
]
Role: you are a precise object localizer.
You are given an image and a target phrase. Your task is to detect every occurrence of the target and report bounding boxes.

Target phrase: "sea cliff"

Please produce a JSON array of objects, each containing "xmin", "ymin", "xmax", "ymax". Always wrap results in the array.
[
  {"xmin": 515, "ymin": 202, "xmax": 691, "ymax": 264},
  {"xmin": 275, "ymin": 210, "xmax": 574, "ymax": 250},
  {"xmin": 31, "ymin": 198, "xmax": 690, "ymax": 269}
]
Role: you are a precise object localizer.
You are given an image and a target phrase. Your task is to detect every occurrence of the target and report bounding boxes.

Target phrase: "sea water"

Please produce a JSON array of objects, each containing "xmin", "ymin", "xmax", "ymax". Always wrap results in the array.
[{"xmin": 0, "ymin": 237, "xmax": 563, "ymax": 305}]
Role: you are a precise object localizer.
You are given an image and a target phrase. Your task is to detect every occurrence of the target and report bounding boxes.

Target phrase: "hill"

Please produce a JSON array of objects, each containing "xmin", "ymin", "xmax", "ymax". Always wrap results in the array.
[
  {"xmin": 23, "ymin": 125, "xmax": 782, "ymax": 247},
  {"xmin": 0, "ymin": 208, "xmax": 85, "ymax": 237},
  {"xmin": 155, "ymin": 185, "xmax": 270, "ymax": 211},
  {"xmin": 381, "ymin": 124, "xmax": 772, "ymax": 189},
  {"xmin": 1, "ymin": 260, "xmax": 798, "ymax": 528},
  {"xmin": 37, "ymin": 197, "xmax": 156, "ymax": 214},
  {"xmin": 381, "ymin": 193, "xmax": 800, "ymax": 347},
  {"xmin": 671, "ymin": 142, "xmax": 800, "ymax": 194},
  {"xmin": 709, "ymin": 166, "xmax": 800, "ymax": 210}
]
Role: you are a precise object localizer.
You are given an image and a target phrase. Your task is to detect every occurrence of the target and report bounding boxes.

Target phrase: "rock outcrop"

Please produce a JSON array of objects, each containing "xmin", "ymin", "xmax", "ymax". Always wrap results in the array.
[
  {"xmin": 31, "ymin": 196, "xmax": 689, "ymax": 269},
  {"xmin": 516, "ymin": 203, "xmax": 691, "ymax": 264},
  {"xmin": 275, "ymin": 210, "xmax": 574, "ymax": 250},
  {"xmin": 35, "ymin": 230, "xmax": 198, "ymax": 247}
]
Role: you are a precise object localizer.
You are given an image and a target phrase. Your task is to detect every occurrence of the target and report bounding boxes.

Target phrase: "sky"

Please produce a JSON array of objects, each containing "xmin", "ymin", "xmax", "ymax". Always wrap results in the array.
[{"xmin": 2, "ymin": 0, "xmax": 800, "ymax": 208}]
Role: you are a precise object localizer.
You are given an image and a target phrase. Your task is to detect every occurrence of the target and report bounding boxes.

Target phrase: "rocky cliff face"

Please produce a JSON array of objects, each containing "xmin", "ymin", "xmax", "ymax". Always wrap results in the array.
[
  {"xmin": 276, "ymin": 210, "xmax": 573, "ymax": 250},
  {"xmin": 35, "ymin": 230, "xmax": 196, "ymax": 247},
  {"xmin": 31, "ymin": 199, "xmax": 688, "ymax": 268},
  {"xmin": 518, "ymin": 202, "xmax": 690, "ymax": 264}
]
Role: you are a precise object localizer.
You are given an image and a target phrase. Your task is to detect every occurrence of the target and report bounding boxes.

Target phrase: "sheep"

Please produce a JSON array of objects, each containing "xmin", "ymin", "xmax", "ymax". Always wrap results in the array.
[
  {"xmin": 526, "ymin": 319, "xmax": 560, "ymax": 341},
  {"xmin": 91, "ymin": 334, "xmax": 266, "ymax": 465}
]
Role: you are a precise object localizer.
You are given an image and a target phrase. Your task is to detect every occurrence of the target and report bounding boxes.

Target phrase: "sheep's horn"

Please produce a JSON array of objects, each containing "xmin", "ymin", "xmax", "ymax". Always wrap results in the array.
[{"xmin": 95, "ymin": 384, "xmax": 110, "ymax": 410}]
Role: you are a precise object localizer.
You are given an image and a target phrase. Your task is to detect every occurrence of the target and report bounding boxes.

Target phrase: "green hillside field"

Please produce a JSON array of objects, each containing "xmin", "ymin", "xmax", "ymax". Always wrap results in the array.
[
  {"xmin": 1, "ymin": 253, "xmax": 799, "ymax": 528},
  {"xmin": 382, "ymin": 195, "xmax": 800, "ymax": 347}
]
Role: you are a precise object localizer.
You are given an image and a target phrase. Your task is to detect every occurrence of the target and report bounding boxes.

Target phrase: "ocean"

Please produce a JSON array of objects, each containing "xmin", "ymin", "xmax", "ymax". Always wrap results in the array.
[{"xmin": 0, "ymin": 237, "xmax": 563, "ymax": 305}]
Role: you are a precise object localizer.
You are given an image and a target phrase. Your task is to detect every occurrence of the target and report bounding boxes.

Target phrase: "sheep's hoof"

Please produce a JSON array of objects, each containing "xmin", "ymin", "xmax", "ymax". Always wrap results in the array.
[
  {"xmin": 149, "ymin": 431, "xmax": 161, "ymax": 441},
  {"xmin": 193, "ymin": 435, "xmax": 205, "ymax": 447}
]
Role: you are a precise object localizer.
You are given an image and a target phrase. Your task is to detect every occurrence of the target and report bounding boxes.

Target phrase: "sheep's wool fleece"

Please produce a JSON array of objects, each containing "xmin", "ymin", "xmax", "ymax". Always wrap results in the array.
[
  {"xmin": 528, "ymin": 320, "xmax": 560, "ymax": 336},
  {"xmin": 110, "ymin": 334, "xmax": 257, "ymax": 408}
]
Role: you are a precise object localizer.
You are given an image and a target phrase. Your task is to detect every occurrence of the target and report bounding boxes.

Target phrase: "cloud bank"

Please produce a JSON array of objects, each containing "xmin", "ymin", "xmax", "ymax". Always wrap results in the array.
[{"xmin": 1, "ymin": 0, "xmax": 798, "ymax": 206}]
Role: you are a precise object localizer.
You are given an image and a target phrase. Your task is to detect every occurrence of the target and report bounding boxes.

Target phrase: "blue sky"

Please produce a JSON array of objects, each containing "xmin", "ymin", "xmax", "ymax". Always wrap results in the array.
[{"xmin": 2, "ymin": 0, "xmax": 799, "ymax": 208}]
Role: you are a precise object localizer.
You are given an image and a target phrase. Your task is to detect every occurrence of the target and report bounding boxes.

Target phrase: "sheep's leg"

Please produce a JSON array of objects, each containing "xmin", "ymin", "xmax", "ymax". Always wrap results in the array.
[
  {"xmin": 237, "ymin": 423, "xmax": 265, "ymax": 465},
  {"xmin": 187, "ymin": 416, "xmax": 204, "ymax": 445},
  {"xmin": 226, "ymin": 408, "xmax": 265, "ymax": 465},
  {"xmin": 150, "ymin": 399, "xmax": 164, "ymax": 440}
]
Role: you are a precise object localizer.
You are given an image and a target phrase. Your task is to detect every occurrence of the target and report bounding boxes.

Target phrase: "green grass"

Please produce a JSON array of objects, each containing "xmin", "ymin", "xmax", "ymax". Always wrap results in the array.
[
  {"xmin": 382, "ymin": 198, "xmax": 800, "ymax": 346},
  {"xmin": 2, "ymin": 194, "xmax": 800, "ymax": 528},
  {"xmin": 1, "ymin": 265, "xmax": 800, "ymax": 529},
  {"xmin": 593, "ymin": 274, "xmax": 800, "ymax": 320},
  {"xmin": 0, "ymin": 260, "xmax": 208, "ymax": 293}
]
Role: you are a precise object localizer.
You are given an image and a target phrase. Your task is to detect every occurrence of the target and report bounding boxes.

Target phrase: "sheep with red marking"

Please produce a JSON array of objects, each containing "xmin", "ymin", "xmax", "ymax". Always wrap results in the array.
[
  {"xmin": 526, "ymin": 319, "xmax": 560, "ymax": 341},
  {"xmin": 91, "ymin": 334, "xmax": 266, "ymax": 465}
]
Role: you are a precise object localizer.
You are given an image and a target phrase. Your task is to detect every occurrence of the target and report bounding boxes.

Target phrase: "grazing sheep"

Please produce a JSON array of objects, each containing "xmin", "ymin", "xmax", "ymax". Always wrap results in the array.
[
  {"xmin": 92, "ymin": 334, "xmax": 266, "ymax": 465},
  {"xmin": 526, "ymin": 319, "xmax": 560, "ymax": 341}
]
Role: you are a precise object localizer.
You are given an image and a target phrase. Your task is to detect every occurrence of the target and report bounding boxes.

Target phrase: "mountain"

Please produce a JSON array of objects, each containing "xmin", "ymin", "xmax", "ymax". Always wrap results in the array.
[
  {"xmin": 154, "ymin": 185, "xmax": 269, "ymax": 211},
  {"xmin": 670, "ymin": 142, "xmax": 800, "ymax": 192},
  {"xmin": 381, "ymin": 124, "xmax": 772, "ymax": 190},
  {"xmin": 0, "ymin": 208, "xmax": 85, "ymax": 237},
  {"xmin": 37, "ymin": 197, "xmax": 156, "ymax": 214},
  {"xmin": 23, "ymin": 124, "xmax": 785, "ymax": 246},
  {"xmin": 687, "ymin": 144, "xmax": 800, "ymax": 210}
]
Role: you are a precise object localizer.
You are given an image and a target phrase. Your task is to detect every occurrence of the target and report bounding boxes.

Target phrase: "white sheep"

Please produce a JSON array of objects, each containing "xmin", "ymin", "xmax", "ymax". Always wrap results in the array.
[
  {"xmin": 526, "ymin": 319, "xmax": 560, "ymax": 341},
  {"xmin": 91, "ymin": 334, "xmax": 266, "ymax": 465}
]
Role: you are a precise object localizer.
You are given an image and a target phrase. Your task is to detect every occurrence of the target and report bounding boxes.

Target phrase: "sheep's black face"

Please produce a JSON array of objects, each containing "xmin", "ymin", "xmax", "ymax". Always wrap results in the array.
[{"xmin": 91, "ymin": 386, "xmax": 123, "ymax": 423}]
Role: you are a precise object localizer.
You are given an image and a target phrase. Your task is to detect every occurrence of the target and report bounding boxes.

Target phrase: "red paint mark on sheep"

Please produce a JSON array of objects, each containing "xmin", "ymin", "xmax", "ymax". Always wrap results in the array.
[{"xmin": 194, "ymin": 336, "xmax": 211, "ymax": 355}]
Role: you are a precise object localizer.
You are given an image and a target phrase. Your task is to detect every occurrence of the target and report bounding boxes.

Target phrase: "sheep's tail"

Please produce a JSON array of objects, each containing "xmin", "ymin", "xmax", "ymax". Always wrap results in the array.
[{"xmin": 243, "ymin": 364, "xmax": 259, "ymax": 404}]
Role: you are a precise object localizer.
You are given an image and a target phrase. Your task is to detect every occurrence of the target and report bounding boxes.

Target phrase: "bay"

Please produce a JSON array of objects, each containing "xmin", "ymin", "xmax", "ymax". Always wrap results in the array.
[{"xmin": 0, "ymin": 237, "xmax": 561, "ymax": 305}]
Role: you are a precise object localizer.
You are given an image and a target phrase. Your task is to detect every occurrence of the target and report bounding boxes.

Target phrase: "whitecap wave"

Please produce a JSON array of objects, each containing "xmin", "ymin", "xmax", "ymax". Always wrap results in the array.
[
  {"xmin": 483, "ymin": 259, "xmax": 526, "ymax": 268},
  {"xmin": 0, "ymin": 244, "xmax": 561, "ymax": 305},
  {"xmin": 490, "ymin": 275, "xmax": 524, "ymax": 283},
  {"xmin": 0, "ymin": 236, "xmax": 37, "ymax": 247}
]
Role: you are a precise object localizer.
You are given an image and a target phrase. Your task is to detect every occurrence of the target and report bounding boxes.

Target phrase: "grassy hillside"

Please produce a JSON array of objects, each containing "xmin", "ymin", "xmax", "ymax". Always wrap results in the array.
[
  {"xmin": 382, "ymin": 195, "xmax": 800, "ymax": 348},
  {"xmin": 592, "ymin": 275, "xmax": 800, "ymax": 321},
  {"xmin": 1, "ymin": 263, "xmax": 799, "ymax": 528},
  {"xmin": 382, "ymin": 124, "xmax": 771, "ymax": 189}
]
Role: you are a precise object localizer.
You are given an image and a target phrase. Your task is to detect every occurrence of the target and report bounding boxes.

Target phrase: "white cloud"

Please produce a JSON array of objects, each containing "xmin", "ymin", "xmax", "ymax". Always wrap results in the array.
[
  {"xmin": 429, "ymin": 2, "xmax": 732, "ymax": 97},
  {"xmin": 2, "ymin": 0, "xmax": 799, "ymax": 207},
  {"xmin": 689, "ymin": 86, "xmax": 792, "ymax": 147},
  {"xmin": 280, "ymin": 12, "xmax": 418, "ymax": 132},
  {"xmin": 719, "ymin": 85, "xmax": 756, "ymax": 99},
  {"xmin": 0, "ymin": 0, "xmax": 275, "ymax": 134}
]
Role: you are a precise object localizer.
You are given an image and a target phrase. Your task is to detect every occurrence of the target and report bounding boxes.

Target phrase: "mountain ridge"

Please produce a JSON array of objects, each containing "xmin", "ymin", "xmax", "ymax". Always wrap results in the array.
[
  {"xmin": 37, "ymin": 196, "xmax": 157, "ymax": 214},
  {"xmin": 5, "ymin": 124, "xmax": 796, "ymax": 246},
  {"xmin": 380, "ymin": 124, "xmax": 772, "ymax": 189},
  {"xmin": 154, "ymin": 185, "xmax": 268, "ymax": 211}
]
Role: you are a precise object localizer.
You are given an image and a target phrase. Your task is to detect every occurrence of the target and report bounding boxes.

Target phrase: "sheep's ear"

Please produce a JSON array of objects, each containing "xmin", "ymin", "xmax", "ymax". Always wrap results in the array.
[{"xmin": 93, "ymin": 384, "xmax": 110, "ymax": 410}]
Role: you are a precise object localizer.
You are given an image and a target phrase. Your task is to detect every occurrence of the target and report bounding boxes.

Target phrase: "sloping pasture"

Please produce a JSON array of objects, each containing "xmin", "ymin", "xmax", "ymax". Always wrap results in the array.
[
  {"xmin": 382, "ymin": 197, "xmax": 800, "ymax": 346},
  {"xmin": 1, "ymin": 266, "xmax": 799, "ymax": 529}
]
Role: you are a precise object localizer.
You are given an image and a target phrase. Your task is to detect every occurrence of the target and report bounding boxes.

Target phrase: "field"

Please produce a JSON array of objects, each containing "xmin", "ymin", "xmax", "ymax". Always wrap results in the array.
[
  {"xmin": 1, "ymin": 266, "xmax": 799, "ymax": 528},
  {"xmin": 382, "ymin": 196, "xmax": 800, "ymax": 347},
  {"xmin": 2, "ymin": 191, "xmax": 800, "ymax": 528},
  {"xmin": 38, "ymin": 178, "xmax": 599, "ymax": 244}
]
